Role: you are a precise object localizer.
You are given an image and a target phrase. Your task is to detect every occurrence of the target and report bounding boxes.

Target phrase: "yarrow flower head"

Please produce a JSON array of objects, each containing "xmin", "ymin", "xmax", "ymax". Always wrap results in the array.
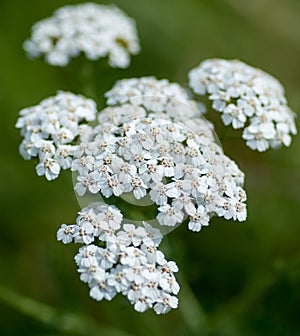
[
  {"xmin": 103, "ymin": 77, "xmax": 216, "ymax": 143},
  {"xmin": 188, "ymin": 59, "xmax": 297, "ymax": 151},
  {"xmin": 72, "ymin": 102, "xmax": 247, "ymax": 231},
  {"xmin": 57, "ymin": 202, "xmax": 179, "ymax": 314},
  {"xmin": 16, "ymin": 91, "xmax": 97, "ymax": 180},
  {"xmin": 24, "ymin": 3, "xmax": 140, "ymax": 68},
  {"xmin": 105, "ymin": 76, "xmax": 205, "ymax": 122}
]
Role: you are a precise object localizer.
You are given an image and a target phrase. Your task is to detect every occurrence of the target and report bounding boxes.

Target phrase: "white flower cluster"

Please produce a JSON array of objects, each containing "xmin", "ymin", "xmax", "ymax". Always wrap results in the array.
[
  {"xmin": 24, "ymin": 3, "xmax": 140, "ymax": 68},
  {"xmin": 15, "ymin": 76, "xmax": 248, "ymax": 314},
  {"xmin": 188, "ymin": 59, "xmax": 297, "ymax": 151},
  {"xmin": 17, "ymin": 0, "xmax": 298, "ymax": 315},
  {"xmin": 16, "ymin": 91, "xmax": 97, "ymax": 180},
  {"xmin": 105, "ymin": 76, "xmax": 206, "ymax": 122},
  {"xmin": 72, "ymin": 107, "xmax": 247, "ymax": 231},
  {"xmin": 104, "ymin": 77, "xmax": 215, "ymax": 141},
  {"xmin": 57, "ymin": 202, "xmax": 179, "ymax": 314}
]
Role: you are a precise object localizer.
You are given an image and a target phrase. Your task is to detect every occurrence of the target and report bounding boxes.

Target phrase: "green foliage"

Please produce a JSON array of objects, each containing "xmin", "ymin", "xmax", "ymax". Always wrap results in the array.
[{"xmin": 1, "ymin": 0, "xmax": 300, "ymax": 335}]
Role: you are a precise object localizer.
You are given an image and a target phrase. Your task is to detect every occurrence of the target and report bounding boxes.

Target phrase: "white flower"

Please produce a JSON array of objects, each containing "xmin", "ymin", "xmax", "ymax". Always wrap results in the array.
[
  {"xmin": 139, "ymin": 159, "xmax": 164, "ymax": 184},
  {"xmin": 153, "ymin": 294, "xmax": 178, "ymax": 314},
  {"xmin": 242, "ymin": 122, "xmax": 276, "ymax": 152},
  {"xmin": 216, "ymin": 197, "xmax": 247, "ymax": 222},
  {"xmin": 141, "ymin": 244, "xmax": 159, "ymax": 264},
  {"xmin": 142, "ymin": 264, "xmax": 159, "ymax": 281},
  {"xmin": 117, "ymin": 224, "xmax": 147, "ymax": 247},
  {"xmin": 149, "ymin": 182, "xmax": 168, "ymax": 205},
  {"xmin": 235, "ymin": 202, "xmax": 247, "ymax": 222},
  {"xmin": 111, "ymin": 157, "xmax": 137, "ymax": 182},
  {"xmin": 188, "ymin": 206, "xmax": 210, "ymax": 232},
  {"xmin": 99, "ymin": 174, "xmax": 124, "ymax": 198},
  {"xmin": 159, "ymin": 275, "xmax": 180, "ymax": 295},
  {"xmin": 222, "ymin": 104, "xmax": 247, "ymax": 129},
  {"xmin": 73, "ymin": 142, "xmax": 94, "ymax": 159},
  {"xmin": 78, "ymin": 257, "xmax": 106, "ymax": 284},
  {"xmin": 141, "ymin": 279, "xmax": 160, "ymax": 299},
  {"xmin": 75, "ymin": 245, "xmax": 99, "ymax": 266},
  {"xmin": 96, "ymin": 248, "xmax": 118, "ymax": 270},
  {"xmin": 36, "ymin": 157, "xmax": 61, "ymax": 180},
  {"xmin": 127, "ymin": 287, "xmax": 152, "ymax": 313},
  {"xmin": 123, "ymin": 175, "xmax": 148, "ymax": 199},
  {"xmin": 107, "ymin": 265, "xmax": 130, "ymax": 293},
  {"xmin": 73, "ymin": 222, "xmax": 95, "ymax": 245},
  {"xmin": 37, "ymin": 140, "xmax": 56, "ymax": 160},
  {"xmin": 188, "ymin": 58, "xmax": 297, "ymax": 151},
  {"xmin": 158, "ymin": 259, "xmax": 180, "ymax": 295},
  {"xmin": 71, "ymin": 155, "xmax": 95, "ymax": 175},
  {"xmin": 123, "ymin": 142, "xmax": 152, "ymax": 167},
  {"xmin": 142, "ymin": 222, "xmax": 163, "ymax": 247},
  {"xmin": 74, "ymin": 172, "xmax": 100, "ymax": 196},
  {"xmin": 56, "ymin": 224, "xmax": 76, "ymax": 244},
  {"xmin": 96, "ymin": 206, "xmax": 123, "ymax": 231},
  {"xmin": 159, "ymin": 157, "xmax": 175, "ymax": 177},
  {"xmin": 89, "ymin": 278, "xmax": 117, "ymax": 301},
  {"xmin": 170, "ymin": 143, "xmax": 186, "ymax": 163},
  {"xmin": 55, "ymin": 145, "xmax": 73, "ymax": 169},
  {"xmin": 77, "ymin": 206, "xmax": 97, "ymax": 226},
  {"xmin": 54, "ymin": 127, "xmax": 75, "ymax": 144},
  {"xmin": 124, "ymin": 266, "xmax": 145, "ymax": 285},
  {"xmin": 166, "ymin": 180, "xmax": 192, "ymax": 199},
  {"xmin": 120, "ymin": 246, "xmax": 147, "ymax": 267},
  {"xmin": 24, "ymin": 3, "xmax": 140, "ymax": 68},
  {"xmin": 172, "ymin": 194, "xmax": 196, "ymax": 216},
  {"xmin": 19, "ymin": 140, "xmax": 38, "ymax": 159},
  {"xmin": 157, "ymin": 205, "xmax": 184, "ymax": 227}
]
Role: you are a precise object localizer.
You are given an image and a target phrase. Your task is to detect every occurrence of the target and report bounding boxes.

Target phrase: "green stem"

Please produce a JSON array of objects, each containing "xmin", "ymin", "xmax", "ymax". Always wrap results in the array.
[
  {"xmin": 179, "ymin": 278, "xmax": 209, "ymax": 335},
  {"xmin": 79, "ymin": 60, "xmax": 98, "ymax": 101},
  {"xmin": 0, "ymin": 285, "xmax": 133, "ymax": 336}
]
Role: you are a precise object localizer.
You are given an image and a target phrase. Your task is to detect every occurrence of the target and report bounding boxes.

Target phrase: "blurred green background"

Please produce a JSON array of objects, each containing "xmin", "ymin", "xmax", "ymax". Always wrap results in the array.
[{"xmin": 1, "ymin": 0, "xmax": 300, "ymax": 335}]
